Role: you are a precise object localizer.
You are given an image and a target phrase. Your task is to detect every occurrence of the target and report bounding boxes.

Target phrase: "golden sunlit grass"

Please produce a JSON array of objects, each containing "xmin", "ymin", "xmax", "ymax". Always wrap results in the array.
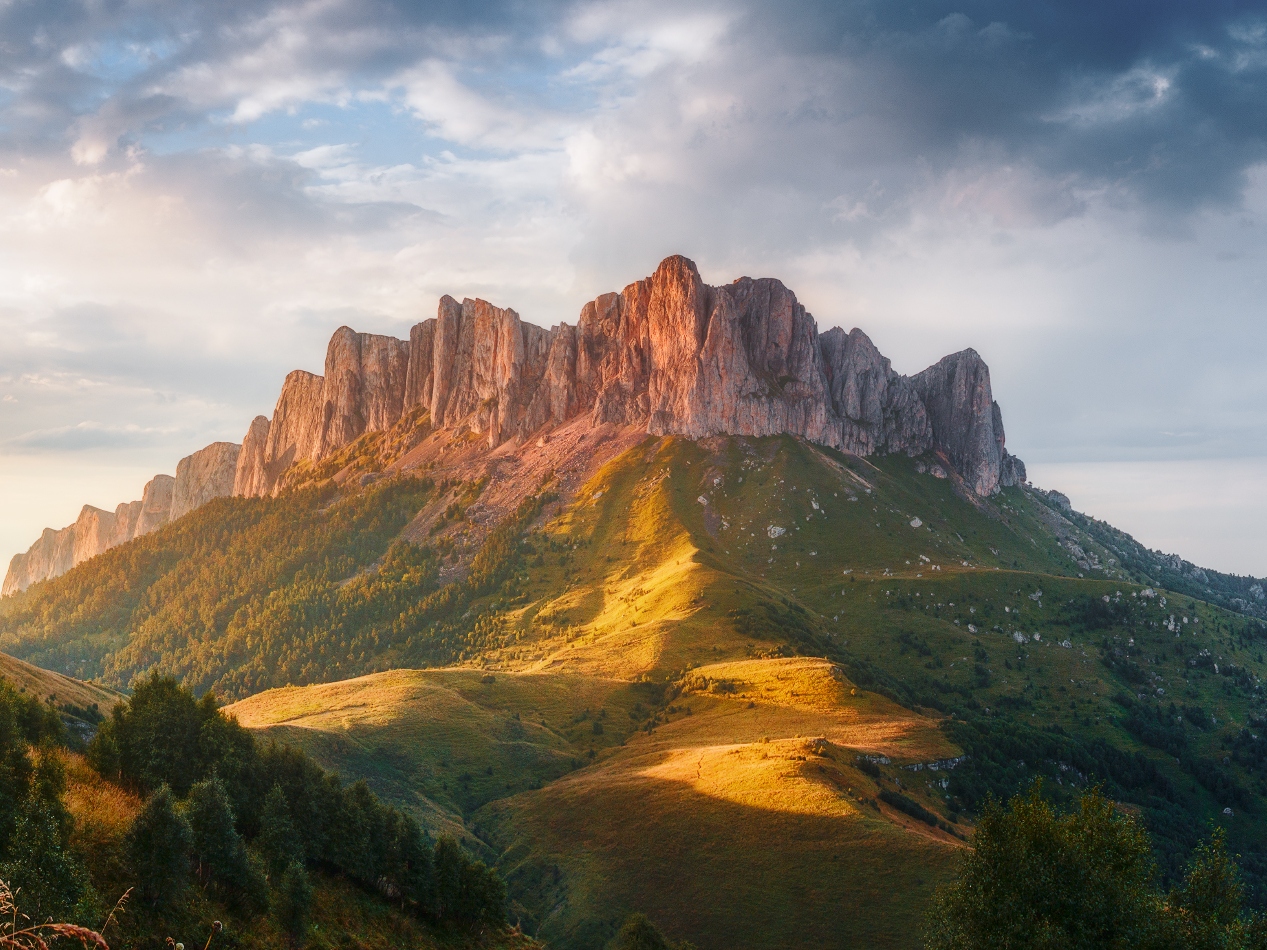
[
  {"xmin": 59, "ymin": 751, "xmax": 141, "ymax": 894},
  {"xmin": 227, "ymin": 667, "xmax": 646, "ymax": 841},
  {"xmin": 671, "ymin": 657, "xmax": 956, "ymax": 762},
  {"xmin": 232, "ymin": 651, "xmax": 967, "ymax": 948},
  {"xmin": 0, "ymin": 652, "xmax": 122, "ymax": 712},
  {"xmin": 482, "ymin": 717, "xmax": 962, "ymax": 950}
]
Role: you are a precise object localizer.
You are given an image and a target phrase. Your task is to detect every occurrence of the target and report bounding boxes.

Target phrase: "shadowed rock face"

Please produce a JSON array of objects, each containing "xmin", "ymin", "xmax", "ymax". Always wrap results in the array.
[
  {"xmin": 239, "ymin": 255, "xmax": 1025, "ymax": 499},
  {"xmin": 5, "ymin": 255, "xmax": 1025, "ymax": 596}
]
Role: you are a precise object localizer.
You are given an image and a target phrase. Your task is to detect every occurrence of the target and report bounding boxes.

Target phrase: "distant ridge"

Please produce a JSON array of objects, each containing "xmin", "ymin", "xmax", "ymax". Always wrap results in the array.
[
  {"xmin": 2, "ymin": 442, "xmax": 239, "ymax": 595},
  {"xmin": 5, "ymin": 254, "xmax": 1025, "ymax": 594}
]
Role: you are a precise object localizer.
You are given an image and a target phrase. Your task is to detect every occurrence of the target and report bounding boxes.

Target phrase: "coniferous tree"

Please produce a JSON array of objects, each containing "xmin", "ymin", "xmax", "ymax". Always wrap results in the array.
[
  {"xmin": 0, "ymin": 800, "xmax": 93, "ymax": 924},
  {"xmin": 126, "ymin": 784, "xmax": 192, "ymax": 909},
  {"xmin": 275, "ymin": 860, "xmax": 312, "ymax": 943},
  {"xmin": 432, "ymin": 836, "xmax": 463, "ymax": 921},
  {"xmin": 382, "ymin": 809, "xmax": 433, "ymax": 910},
  {"xmin": 259, "ymin": 785, "xmax": 303, "ymax": 880},
  {"xmin": 186, "ymin": 774, "xmax": 260, "ymax": 903}
]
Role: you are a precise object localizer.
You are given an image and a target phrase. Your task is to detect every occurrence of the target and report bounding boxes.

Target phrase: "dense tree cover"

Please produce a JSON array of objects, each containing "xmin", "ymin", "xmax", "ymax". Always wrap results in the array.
[
  {"xmin": 0, "ymin": 477, "xmax": 553, "ymax": 703},
  {"xmin": 926, "ymin": 785, "xmax": 1267, "ymax": 950},
  {"xmin": 0, "ymin": 670, "xmax": 508, "ymax": 946},
  {"xmin": 0, "ymin": 478, "xmax": 438, "ymax": 698},
  {"xmin": 127, "ymin": 785, "xmax": 193, "ymax": 910},
  {"xmin": 91, "ymin": 675, "xmax": 506, "ymax": 927},
  {"xmin": 186, "ymin": 775, "xmax": 261, "ymax": 903}
]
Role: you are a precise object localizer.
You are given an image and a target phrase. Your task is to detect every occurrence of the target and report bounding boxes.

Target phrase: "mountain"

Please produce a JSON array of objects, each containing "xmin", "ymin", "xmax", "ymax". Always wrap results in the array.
[
  {"xmin": 5, "ymin": 255, "xmax": 1022, "ymax": 595},
  {"xmin": 231, "ymin": 254, "xmax": 1024, "ymax": 498},
  {"xmin": 2, "ymin": 442, "xmax": 239, "ymax": 595},
  {"xmin": 3, "ymin": 255, "xmax": 1266, "ymax": 948}
]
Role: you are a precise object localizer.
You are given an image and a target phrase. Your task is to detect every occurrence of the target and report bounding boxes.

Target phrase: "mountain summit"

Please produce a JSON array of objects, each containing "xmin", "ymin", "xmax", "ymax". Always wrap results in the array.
[
  {"xmin": 4, "ymin": 255, "xmax": 1022, "ymax": 594},
  {"xmin": 236, "ymin": 254, "xmax": 1024, "ymax": 499}
]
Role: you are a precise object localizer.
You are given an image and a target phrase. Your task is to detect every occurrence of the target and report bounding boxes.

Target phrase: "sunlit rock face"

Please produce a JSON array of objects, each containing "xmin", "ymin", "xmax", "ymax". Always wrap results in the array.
[
  {"xmin": 6, "ymin": 255, "xmax": 1024, "ymax": 595},
  {"xmin": 171, "ymin": 442, "xmax": 240, "ymax": 520},
  {"xmin": 243, "ymin": 254, "xmax": 1024, "ymax": 498},
  {"xmin": 3, "ymin": 453, "xmax": 238, "ymax": 595}
]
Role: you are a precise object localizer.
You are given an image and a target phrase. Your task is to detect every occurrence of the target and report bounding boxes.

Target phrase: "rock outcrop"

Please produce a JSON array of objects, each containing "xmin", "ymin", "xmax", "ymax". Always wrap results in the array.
[
  {"xmin": 135, "ymin": 474, "xmax": 175, "ymax": 536},
  {"xmin": 6, "ymin": 254, "xmax": 1027, "ymax": 595},
  {"xmin": 171, "ymin": 442, "xmax": 241, "ymax": 520},
  {"xmin": 4, "ymin": 452, "xmax": 234, "ymax": 596},
  {"xmin": 233, "ymin": 416, "xmax": 272, "ymax": 498},
  {"xmin": 240, "ymin": 255, "xmax": 1025, "ymax": 498}
]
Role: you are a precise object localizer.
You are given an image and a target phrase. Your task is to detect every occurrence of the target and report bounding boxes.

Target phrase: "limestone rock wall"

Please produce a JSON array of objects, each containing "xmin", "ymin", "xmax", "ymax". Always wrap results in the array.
[
  {"xmin": 135, "ymin": 475, "xmax": 175, "ymax": 536},
  {"xmin": 4, "ymin": 452, "xmax": 235, "ymax": 596},
  {"xmin": 171, "ymin": 442, "xmax": 241, "ymax": 520},
  {"xmin": 6, "ymin": 253, "xmax": 1027, "ymax": 595},
  {"xmin": 237, "ymin": 255, "xmax": 1025, "ymax": 499},
  {"xmin": 233, "ymin": 416, "xmax": 272, "ymax": 498}
]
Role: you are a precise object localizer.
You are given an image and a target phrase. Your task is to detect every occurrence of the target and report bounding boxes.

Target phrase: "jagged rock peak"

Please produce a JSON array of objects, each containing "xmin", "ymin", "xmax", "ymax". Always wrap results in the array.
[
  {"xmin": 239, "ymin": 254, "xmax": 1025, "ymax": 500},
  {"xmin": 3, "ymin": 442, "xmax": 239, "ymax": 596}
]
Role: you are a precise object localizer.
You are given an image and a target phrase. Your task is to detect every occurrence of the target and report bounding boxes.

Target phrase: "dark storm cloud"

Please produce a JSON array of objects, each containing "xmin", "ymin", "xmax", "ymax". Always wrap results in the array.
[
  {"xmin": 4, "ymin": 0, "xmax": 1265, "ymax": 221},
  {"xmin": 748, "ymin": 0, "xmax": 1267, "ymax": 213}
]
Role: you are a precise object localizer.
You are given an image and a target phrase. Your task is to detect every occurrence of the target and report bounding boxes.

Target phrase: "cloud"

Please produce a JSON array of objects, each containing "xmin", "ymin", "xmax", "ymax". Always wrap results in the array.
[
  {"xmin": 4, "ymin": 420, "xmax": 183, "ymax": 452},
  {"xmin": 1, "ymin": 0, "xmax": 1267, "ymax": 570}
]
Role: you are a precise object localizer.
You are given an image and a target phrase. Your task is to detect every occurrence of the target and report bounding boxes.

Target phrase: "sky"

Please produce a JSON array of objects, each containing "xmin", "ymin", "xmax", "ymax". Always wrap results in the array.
[{"xmin": 1, "ymin": 0, "xmax": 1266, "ymax": 576}]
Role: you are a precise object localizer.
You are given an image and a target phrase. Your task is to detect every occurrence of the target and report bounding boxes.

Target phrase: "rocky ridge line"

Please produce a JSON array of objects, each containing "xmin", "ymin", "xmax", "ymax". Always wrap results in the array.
[
  {"xmin": 236, "ymin": 254, "xmax": 1025, "ymax": 499},
  {"xmin": 4, "ymin": 255, "xmax": 1025, "ymax": 596},
  {"xmin": 2, "ymin": 442, "xmax": 240, "ymax": 596}
]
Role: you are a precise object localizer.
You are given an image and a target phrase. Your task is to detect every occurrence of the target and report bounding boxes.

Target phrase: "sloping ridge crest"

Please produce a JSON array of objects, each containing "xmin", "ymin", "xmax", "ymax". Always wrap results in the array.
[{"xmin": 4, "ymin": 255, "xmax": 1024, "ymax": 595}]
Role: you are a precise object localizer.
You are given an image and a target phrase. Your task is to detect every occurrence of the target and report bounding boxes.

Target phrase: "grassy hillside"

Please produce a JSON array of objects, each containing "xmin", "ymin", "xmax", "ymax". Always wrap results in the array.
[
  {"xmin": 231, "ymin": 657, "xmax": 966, "ymax": 949},
  {"xmin": 6, "ymin": 430, "xmax": 1267, "ymax": 948},
  {"xmin": 227, "ymin": 668, "xmax": 649, "ymax": 848},
  {"xmin": 0, "ymin": 650, "xmax": 121, "ymax": 714}
]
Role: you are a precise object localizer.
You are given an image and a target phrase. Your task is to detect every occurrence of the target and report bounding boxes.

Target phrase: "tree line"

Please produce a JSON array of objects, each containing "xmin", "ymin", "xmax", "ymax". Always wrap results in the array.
[{"xmin": 927, "ymin": 783, "xmax": 1267, "ymax": 950}]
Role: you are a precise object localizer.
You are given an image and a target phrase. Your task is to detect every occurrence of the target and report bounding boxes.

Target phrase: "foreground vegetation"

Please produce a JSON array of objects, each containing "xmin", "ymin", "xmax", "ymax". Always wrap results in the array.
[
  {"xmin": 0, "ymin": 674, "xmax": 521, "ymax": 949},
  {"xmin": 928, "ymin": 784, "xmax": 1267, "ymax": 950}
]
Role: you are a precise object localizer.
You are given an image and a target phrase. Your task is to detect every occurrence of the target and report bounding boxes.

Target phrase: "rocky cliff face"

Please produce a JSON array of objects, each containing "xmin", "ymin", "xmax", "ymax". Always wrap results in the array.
[
  {"xmin": 171, "ymin": 442, "xmax": 241, "ymax": 520},
  {"xmin": 240, "ymin": 255, "xmax": 1025, "ymax": 498},
  {"xmin": 4, "ymin": 451, "xmax": 235, "ymax": 596},
  {"xmin": 6, "ymin": 254, "xmax": 1026, "ymax": 595}
]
